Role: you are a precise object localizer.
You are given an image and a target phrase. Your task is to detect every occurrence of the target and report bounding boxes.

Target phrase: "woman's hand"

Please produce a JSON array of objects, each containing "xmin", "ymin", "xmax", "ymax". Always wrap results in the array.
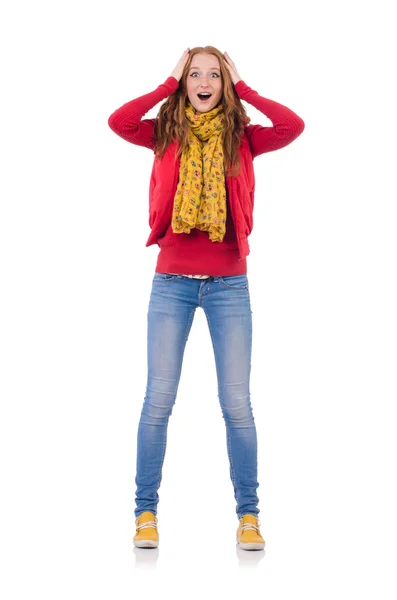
[
  {"xmin": 223, "ymin": 52, "xmax": 241, "ymax": 85},
  {"xmin": 170, "ymin": 48, "xmax": 190, "ymax": 82}
]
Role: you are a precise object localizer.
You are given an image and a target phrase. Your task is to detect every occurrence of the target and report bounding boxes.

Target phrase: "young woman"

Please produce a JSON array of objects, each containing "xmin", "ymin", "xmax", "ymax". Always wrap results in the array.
[{"xmin": 108, "ymin": 46, "xmax": 304, "ymax": 551}]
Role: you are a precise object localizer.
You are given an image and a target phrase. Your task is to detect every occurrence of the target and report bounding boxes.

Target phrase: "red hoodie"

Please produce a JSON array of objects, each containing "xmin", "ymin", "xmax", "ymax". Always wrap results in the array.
[{"xmin": 108, "ymin": 76, "xmax": 304, "ymax": 275}]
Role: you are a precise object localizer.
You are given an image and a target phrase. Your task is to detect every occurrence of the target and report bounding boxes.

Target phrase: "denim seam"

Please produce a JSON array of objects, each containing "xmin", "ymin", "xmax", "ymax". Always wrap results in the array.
[
  {"xmin": 155, "ymin": 307, "xmax": 196, "ymax": 490},
  {"xmin": 203, "ymin": 308, "xmax": 237, "ymax": 489},
  {"xmin": 218, "ymin": 275, "xmax": 249, "ymax": 291}
]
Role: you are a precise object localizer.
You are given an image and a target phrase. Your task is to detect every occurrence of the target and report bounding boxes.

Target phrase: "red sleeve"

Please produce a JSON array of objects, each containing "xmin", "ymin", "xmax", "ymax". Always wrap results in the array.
[
  {"xmin": 108, "ymin": 77, "xmax": 179, "ymax": 150},
  {"xmin": 235, "ymin": 80, "xmax": 305, "ymax": 158}
]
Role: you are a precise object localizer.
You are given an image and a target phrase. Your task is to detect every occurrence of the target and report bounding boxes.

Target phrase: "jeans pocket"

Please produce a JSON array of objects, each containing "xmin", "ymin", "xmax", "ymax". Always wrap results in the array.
[
  {"xmin": 218, "ymin": 275, "xmax": 249, "ymax": 290},
  {"xmin": 153, "ymin": 272, "xmax": 178, "ymax": 282}
]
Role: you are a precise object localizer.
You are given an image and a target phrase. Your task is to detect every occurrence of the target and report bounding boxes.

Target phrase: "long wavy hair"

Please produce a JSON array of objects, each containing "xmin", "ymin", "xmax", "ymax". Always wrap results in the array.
[{"xmin": 153, "ymin": 46, "xmax": 250, "ymax": 177}]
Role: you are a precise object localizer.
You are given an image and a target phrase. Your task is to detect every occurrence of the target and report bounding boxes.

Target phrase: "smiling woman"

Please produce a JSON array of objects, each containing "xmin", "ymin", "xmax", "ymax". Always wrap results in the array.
[{"xmin": 107, "ymin": 45, "xmax": 305, "ymax": 552}]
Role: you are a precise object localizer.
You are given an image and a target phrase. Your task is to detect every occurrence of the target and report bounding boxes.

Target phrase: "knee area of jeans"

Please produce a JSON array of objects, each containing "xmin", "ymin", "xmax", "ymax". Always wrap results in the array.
[
  {"xmin": 146, "ymin": 378, "xmax": 179, "ymax": 397},
  {"xmin": 219, "ymin": 397, "xmax": 254, "ymax": 417},
  {"xmin": 221, "ymin": 406, "xmax": 255, "ymax": 426},
  {"xmin": 140, "ymin": 402, "xmax": 174, "ymax": 422}
]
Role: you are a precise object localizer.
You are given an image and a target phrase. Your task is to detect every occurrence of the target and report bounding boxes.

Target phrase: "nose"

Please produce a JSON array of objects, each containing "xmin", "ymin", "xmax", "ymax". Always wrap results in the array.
[{"xmin": 199, "ymin": 76, "xmax": 211, "ymax": 88}]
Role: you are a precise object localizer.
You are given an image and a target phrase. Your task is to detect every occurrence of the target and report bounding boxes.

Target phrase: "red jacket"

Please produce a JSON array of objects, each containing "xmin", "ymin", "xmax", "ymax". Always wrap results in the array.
[{"xmin": 108, "ymin": 76, "xmax": 304, "ymax": 268}]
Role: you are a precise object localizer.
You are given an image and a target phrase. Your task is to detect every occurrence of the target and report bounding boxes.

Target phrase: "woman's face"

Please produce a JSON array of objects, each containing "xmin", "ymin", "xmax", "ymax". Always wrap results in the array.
[{"xmin": 186, "ymin": 53, "xmax": 223, "ymax": 113}]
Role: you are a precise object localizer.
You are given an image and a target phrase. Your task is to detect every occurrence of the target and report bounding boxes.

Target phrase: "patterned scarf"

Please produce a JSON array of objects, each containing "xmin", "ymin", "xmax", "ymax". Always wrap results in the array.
[{"xmin": 172, "ymin": 102, "xmax": 226, "ymax": 242}]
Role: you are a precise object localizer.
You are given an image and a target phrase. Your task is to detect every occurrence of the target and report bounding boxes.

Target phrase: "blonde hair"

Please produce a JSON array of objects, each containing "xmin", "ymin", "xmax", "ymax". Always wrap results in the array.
[{"xmin": 154, "ymin": 46, "xmax": 250, "ymax": 176}]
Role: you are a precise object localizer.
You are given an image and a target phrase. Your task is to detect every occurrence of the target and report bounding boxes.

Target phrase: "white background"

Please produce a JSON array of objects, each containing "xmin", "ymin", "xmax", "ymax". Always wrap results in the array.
[{"xmin": 1, "ymin": 0, "xmax": 396, "ymax": 597}]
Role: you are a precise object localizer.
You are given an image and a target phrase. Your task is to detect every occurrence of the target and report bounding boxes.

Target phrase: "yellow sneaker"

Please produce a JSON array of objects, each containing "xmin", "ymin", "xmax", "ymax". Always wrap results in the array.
[
  {"xmin": 133, "ymin": 511, "xmax": 159, "ymax": 548},
  {"xmin": 236, "ymin": 514, "xmax": 265, "ymax": 550}
]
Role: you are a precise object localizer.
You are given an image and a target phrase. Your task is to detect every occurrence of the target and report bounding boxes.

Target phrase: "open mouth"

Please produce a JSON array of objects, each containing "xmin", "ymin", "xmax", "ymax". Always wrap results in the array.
[{"xmin": 197, "ymin": 93, "xmax": 212, "ymax": 102}]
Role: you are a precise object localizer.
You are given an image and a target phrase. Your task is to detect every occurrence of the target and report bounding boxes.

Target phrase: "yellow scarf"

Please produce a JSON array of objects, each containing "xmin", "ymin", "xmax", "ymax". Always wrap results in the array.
[{"xmin": 172, "ymin": 102, "xmax": 226, "ymax": 242}]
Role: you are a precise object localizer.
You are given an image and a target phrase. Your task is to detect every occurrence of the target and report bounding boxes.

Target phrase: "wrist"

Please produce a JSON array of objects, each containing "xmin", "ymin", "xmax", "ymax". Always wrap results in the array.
[{"xmin": 166, "ymin": 76, "xmax": 179, "ymax": 87}]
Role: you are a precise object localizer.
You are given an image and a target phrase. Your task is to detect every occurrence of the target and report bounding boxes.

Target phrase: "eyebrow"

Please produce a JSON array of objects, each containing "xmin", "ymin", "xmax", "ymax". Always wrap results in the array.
[{"xmin": 189, "ymin": 66, "xmax": 220, "ymax": 71}]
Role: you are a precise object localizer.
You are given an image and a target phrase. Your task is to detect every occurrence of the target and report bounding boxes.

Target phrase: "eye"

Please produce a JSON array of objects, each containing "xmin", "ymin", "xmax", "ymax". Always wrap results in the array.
[{"xmin": 189, "ymin": 72, "xmax": 220, "ymax": 78}]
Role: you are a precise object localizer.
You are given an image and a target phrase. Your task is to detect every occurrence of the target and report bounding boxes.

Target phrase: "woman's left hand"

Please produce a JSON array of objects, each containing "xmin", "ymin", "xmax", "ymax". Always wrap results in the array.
[{"xmin": 223, "ymin": 52, "xmax": 242, "ymax": 85}]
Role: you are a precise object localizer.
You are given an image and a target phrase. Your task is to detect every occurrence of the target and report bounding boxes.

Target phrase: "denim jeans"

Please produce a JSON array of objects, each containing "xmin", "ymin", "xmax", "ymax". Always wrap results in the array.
[{"xmin": 134, "ymin": 273, "xmax": 260, "ymax": 519}]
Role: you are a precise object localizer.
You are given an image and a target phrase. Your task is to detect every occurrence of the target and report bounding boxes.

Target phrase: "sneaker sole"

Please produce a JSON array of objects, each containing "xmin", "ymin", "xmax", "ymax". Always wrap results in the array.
[
  {"xmin": 236, "ymin": 539, "xmax": 265, "ymax": 551},
  {"xmin": 133, "ymin": 539, "xmax": 159, "ymax": 548}
]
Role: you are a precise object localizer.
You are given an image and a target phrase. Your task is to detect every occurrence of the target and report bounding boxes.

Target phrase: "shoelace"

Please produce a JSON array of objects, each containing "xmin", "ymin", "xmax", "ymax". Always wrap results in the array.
[
  {"xmin": 136, "ymin": 520, "xmax": 157, "ymax": 532},
  {"xmin": 241, "ymin": 519, "xmax": 261, "ymax": 533}
]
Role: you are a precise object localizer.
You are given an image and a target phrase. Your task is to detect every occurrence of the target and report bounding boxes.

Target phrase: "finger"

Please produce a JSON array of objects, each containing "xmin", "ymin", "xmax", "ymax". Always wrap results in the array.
[
  {"xmin": 176, "ymin": 51, "xmax": 189, "ymax": 71},
  {"xmin": 224, "ymin": 51, "xmax": 235, "ymax": 66},
  {"xmin": 223, "ymin": 57, "xmax": 233, "ymax": 71},
  {"xmin": 179, "ymin": 48, "xmax": 189, "ymax": 61}
]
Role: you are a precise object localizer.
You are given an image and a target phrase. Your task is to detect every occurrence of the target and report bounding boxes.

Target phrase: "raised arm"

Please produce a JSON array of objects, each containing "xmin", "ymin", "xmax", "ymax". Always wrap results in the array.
[
  {"xmin": 108, "ymin": 49, "xmax": 190, "ymax": 150},
  {"xmin": 236, "ymin": 81, "xmax": 305, "ymax": 157},
  {"xmin": 223, "ymin": 51, "xmax": 305, "ymax": 158},
  {"xmin": 107, "ymin": 77, "xmax": 179, "ymax": 150}
]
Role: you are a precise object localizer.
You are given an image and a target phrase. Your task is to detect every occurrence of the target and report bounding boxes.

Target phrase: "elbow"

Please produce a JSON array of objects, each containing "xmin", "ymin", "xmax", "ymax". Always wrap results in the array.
[
  {"xmin": 108, "ymin": 113, "xmax": 118, "ymax": 133},
  {"xmin": 295, "ymin": 116, "xmax": 305, "ymax": 136},
  {"xmin": 285, "ymin": 116, "xmax": 305, "ymax": 143},
  {"xmin": 107, "ymin": 112, "xmax": 130, "ymax": 138},
  {"xmin": 275, "ymin": 116, "xmax": 305, "ymax": 144}
]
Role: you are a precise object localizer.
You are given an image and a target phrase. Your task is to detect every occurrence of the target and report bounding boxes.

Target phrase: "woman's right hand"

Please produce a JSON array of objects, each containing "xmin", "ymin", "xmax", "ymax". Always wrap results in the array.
[{"xmin": 170, "ymin": 48, "xmax": 190, "ymax": 82}]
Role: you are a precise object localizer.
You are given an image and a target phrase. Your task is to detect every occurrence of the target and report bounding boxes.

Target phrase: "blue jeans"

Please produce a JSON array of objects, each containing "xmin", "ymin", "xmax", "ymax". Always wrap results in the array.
[{"xmin": 135, "ymin": 273, "xmax": 260, "ymax": 519}]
